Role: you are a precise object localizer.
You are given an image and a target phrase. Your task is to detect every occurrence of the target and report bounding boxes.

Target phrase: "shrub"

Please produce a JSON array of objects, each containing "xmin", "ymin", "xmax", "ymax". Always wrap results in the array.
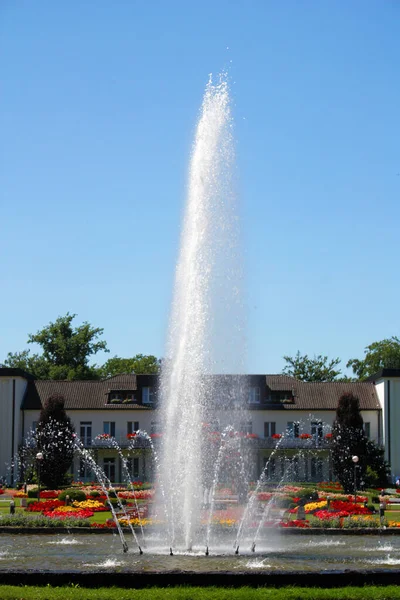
[
  {"xmin": 27, "ymin": 488, "xmax": 39, "ymax": 498},
  {"xmin": 0, "ymin": 513, "xmax": 91, "ymax": 528},
  {"xmin": 58, "ymin": 488, "xmax": 86, "ymax": 502},
  {"xmin": 89, "ymin": 490, "xmax": 100, "ymax": 498},
  {"xmin": 35, "ymin": 394, "xmax": 75, "ymax": 489},
  {"xmin": 106, "ymin": 498, "xmax": 127, "ymax": 509},
  {"xmin": 273, "ymin": 495, "xmax": 293, "ymax": 509}
]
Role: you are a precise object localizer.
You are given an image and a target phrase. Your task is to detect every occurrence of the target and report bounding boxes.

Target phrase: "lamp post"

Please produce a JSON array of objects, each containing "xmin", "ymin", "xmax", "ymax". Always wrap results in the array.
[
  {"xmin": 36, "ymin": 452, "xmax": 44, "ymax": 501},
  {"xmin": 352, "ymin": 455, "xmax": 359, "ymax": 503}
]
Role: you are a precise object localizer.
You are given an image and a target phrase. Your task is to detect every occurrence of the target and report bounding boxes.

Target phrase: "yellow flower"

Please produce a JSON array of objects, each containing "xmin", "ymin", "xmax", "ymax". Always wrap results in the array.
[
  {"xmin": 54, "ymin": 505, "xmax": 80, "ymax": 513},
  {"xmin": 73, "ymin": 500, "xmax": 105, "ymax": 509},
  {"xmin": 304, "ymin": 500, "xmax": 327, "ymax": 512}
]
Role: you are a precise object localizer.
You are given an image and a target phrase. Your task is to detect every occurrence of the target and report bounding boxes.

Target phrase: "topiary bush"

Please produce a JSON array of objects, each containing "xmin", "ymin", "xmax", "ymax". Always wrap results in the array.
[
  {"xmin": 106, "ymin": 498, "xmax": 127, "ymax": 509},
  {"xmin": 89, "ymin": 490, "xmax": 100, "ymax": 498},
  {"xmin": 58, "ymin": 488, "xmax": 86, "ymax": 502}
]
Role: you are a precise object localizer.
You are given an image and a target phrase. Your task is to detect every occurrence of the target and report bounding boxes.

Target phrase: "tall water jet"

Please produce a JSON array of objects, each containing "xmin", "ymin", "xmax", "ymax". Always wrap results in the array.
[{"xmin": 158, "ymin": 73, "xmax": 246, "ymax": 550}]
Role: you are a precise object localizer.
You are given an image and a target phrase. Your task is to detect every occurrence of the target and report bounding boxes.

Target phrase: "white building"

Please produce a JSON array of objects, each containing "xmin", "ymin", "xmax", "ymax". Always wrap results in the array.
[{"xmin": 0, "ymin": 367, "xmax": 398, "ymax": 485}]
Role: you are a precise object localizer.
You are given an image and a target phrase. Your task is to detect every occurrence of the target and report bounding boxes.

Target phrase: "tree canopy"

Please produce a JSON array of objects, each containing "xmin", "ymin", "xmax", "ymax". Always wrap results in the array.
[
  {"xmin": 4, "ymin": 313, "xmax": 108, "ymax": 380},
  {"xmin": 3, "ymin": 313, "xmax": 161, "ymax": 381},
  {"xmin": 331, "ymin": 392, "xmax": 389, "ymax": 491},
  {"xmin": 99, "ymin": 354, "xmax": 161, "ymax": 378},
  {"xmin": 346, "ymin": 336, "xmax": 400, "ymax": 380},
  {"xmin": 36, "ymin": 394, "xmax": 75, "ymax": 489},
  {"xmin": 282, "ymin": 351, "xmax": 343, "ymax": 381}
]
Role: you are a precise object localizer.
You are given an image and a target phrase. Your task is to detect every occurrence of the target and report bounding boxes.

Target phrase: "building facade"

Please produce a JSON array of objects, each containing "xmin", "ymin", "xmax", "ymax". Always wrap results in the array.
[{"xmin": 0, "ymin": 367, "xmax": 398, "ymax": 485}]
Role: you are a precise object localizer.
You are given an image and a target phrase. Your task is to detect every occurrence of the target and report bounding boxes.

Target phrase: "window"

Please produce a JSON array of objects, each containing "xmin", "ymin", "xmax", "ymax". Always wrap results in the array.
[
  {"xmin": 127, "ymin": 421, "xmax": 139, "ymax": 435},
  {"xmin": 80, "ymin": 422, "xmax": 92, "ymax": 446},
  {"xmin": 210, "ymin": 420, "xmax": 220, "ymax": 432},
  {"xmin": 110, "ymin": 393, "xmax": 123, "ymax": 401},
  {"xmin": 248, "ymin": 386, "xmax": 260, "ymax": 404},
  {"xmin": 239, "ymin": 421, "xmax": 252, "ymax": 434},
  {"xmin": 287, "ymin": 422, "xmax": 299, "ymax": 438},
  {"xmin": 311, "ymin": 420, "xmax": 323, "ymax": 439},
  {"xmin": 103, "ymin": 422, "xmax": 116, "ymax": 437},
  {"xmin": 264, "ymin": 457, "xmax": 276, "ymax": 480},
  {"xmin": 264, "ymin": 422, "xmax": 276, "ymax": 438},
  {"xmin": 269, "ymin": 392, "xmax": 294, "ymax": 404},
  {"xmin": 292, "ymin": 456, "xmax": 299, "ymax": 481},
  {"xmin": 79, "ymin": 459, "xmax": 93, "ymax": 481},
  {"xmin": 142, "ymin": 387, "xmax": 154, "ymax": 404},
  {"xmin": 127, "ymin": 457, "xmax": 139, "ymax": 479},
  {"xmin": 310, "ymin": 457, "xmax": 317, "ymax": 479},
  {"xmin": 364, "ymin": 422, "xmax": 371, "ymax": 438},
  {"xmin": 151, "ymin": 421, "xmax": 161, "ymax": 434},
  {"xmin": 103, "ymin": 458, "xmax": 116, "ymax": 482}
]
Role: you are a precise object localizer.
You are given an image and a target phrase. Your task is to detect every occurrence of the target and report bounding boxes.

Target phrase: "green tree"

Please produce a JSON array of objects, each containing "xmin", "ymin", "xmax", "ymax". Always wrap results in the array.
[
  {"xmin": 3, "ymin": 349, "xmax": 50, "ymax": 379},
  {"xmin": 99, "ymin": 354, "xmax": 160, "ymax": 378},
  {"xmin": 347, "ymin": 337, "xmax": 400, "ymax": 380},
  {"xmin": 4, "ymin": 313, "xmax": 108, "ymax": 380},
  {"xmin": 282, "ymin": 351, "xmax": 343, "ymax": 381},
  {"xmin": 331, "ymin": 393, "xmax": 389, "ymax": 492},
  {"xmin": 331, "ymin": 393, "xmax": 366, "ymax": 493},
  {"xmin": 36, "ymin": 394, "xmax": 75, "ymax": 489}
]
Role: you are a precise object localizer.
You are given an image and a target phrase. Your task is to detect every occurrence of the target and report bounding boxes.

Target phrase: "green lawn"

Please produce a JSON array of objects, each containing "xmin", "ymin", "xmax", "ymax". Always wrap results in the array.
[{"xmin": 1, "ymin": 586, "xmax": 400, "ymax": 600}]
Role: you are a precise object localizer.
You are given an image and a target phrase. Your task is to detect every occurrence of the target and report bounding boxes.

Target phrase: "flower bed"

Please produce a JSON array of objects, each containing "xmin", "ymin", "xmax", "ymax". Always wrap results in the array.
[
  {"xmin": 43, "ymin": 507, "xmax": 94, "ymax": 519},
  {"xmin": 280, "ymin": 519, "xmax": 310, "ymax": 528},
  {"xmin": 27, "ymin": 500, "xmax": 65, "ymax": 512},
  {"xmin": 256, "ymin": 492, "xmax": 273, "ymax": 501},
  {"xmin": 72, "ymin": 500, "xmax": 107, "ymax": 512},
  {"xmin": 39, "ymin": 490, "xmax": 61, "ymax": 499},
  {"xmin": 118, "ymin": 490, "xmax": 154, "ymax": 500}
]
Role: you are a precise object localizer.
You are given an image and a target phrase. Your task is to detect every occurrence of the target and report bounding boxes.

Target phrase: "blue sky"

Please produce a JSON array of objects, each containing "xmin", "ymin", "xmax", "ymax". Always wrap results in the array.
[{"xmin": 1, "ymin": 1, "xmax": 399, "ymax": 375}]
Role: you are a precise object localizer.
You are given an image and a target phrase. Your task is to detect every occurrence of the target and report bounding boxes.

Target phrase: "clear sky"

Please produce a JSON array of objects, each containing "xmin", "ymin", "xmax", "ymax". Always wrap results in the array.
[{"xmin": 1, "ymin": 1, "xmax": 399, "ymax": 375}]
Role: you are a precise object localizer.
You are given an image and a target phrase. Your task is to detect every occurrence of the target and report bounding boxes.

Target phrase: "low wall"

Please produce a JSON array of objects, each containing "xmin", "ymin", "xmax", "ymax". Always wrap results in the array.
[{"xmin": 0, "ymin": 569, "xmax": 400, "ymax": 588}]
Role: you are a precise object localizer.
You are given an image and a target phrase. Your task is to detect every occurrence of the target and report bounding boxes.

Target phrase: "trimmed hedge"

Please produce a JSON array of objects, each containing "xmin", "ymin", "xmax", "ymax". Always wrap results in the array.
[{"xmin": 58, "ymin": 489, "xmax": 86, "ymax": 502}]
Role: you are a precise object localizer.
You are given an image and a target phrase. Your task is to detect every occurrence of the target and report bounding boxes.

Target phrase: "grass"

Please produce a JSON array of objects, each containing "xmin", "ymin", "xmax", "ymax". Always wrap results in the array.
[{"xmin": 1, "ymin": 586, "xmax": 400, "ymax": 600}]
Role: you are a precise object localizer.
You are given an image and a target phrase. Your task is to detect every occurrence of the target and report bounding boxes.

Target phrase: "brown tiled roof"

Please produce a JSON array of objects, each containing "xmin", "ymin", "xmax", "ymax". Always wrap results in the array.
[
  {"xmin": 266, "ymin": 375, "xmax": 298, "ymax": 392},
  {"xmin": 267, "ymin": 380, "xmax": 380, "ymax": 411},
  {"xmin": 21, "ymin": 374, "xmax": 380, "ymax": 412},
  {"xmin": 104, "ymin": 374, "xmax": 137, "ymax": 391},
  {"xmin": 22, "ymin": 375, "xmax": 144, "ymax": 411}
]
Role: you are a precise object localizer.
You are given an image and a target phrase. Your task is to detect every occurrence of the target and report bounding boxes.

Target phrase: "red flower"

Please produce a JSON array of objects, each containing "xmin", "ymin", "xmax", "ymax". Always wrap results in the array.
[
  {"xmin": 299, "ymin": 433, "xmax": 312, "ymax": 439},
  {"xmin": 272, "ymin": 434, "xmax": 282, "ymax": 439},
  {"xmin": 325, "ymin": 433, "xmax": 333, "ymax": 439},
  {"xmin": 27, "ymin": 500, "xmax": 65, "ymax": 512},
  {"xmin": 127, "ymin": 433, "xmax": 136, "ymax": 439},
  {"xmin": 280, "ymin": 520, "xmax": 310, "ymax": 528}
]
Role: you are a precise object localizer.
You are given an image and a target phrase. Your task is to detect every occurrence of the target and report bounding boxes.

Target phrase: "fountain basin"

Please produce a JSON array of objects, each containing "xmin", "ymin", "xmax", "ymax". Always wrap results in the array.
[{"xmin": 1, "ymin": 532, "xmax": 400, "ymax": 572}]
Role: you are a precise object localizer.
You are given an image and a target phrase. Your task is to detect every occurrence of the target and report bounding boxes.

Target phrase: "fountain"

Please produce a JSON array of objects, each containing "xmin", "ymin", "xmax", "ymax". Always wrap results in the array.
[{"xmin": 155, "ymin": 72, "xmax": 248, "ymax": 553}]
